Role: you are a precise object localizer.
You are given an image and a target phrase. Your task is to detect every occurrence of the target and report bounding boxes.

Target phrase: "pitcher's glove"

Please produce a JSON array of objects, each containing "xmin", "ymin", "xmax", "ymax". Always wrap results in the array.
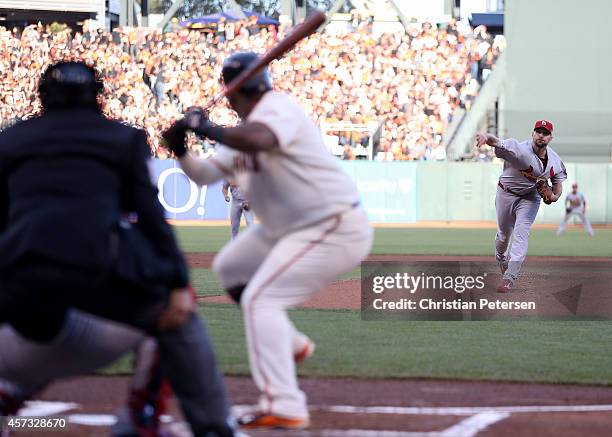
[
  {"xmin": 566, "ymin": 207, "xmax": 572, "ymax": 214},
  {"xmin": 536, "ymin": 179, "xmax": 554, "ymax": 204},
  {"xmin": 161, "ymin": 119, "xmax": 188, "ymax": 157}
]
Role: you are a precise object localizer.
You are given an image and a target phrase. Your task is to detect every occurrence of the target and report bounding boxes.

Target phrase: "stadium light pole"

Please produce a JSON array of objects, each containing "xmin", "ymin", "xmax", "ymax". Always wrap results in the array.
[
  {"xmin": 142, "ymin": 0, "xmax": 149, "ymax": 26},
  {"xmin": 280, "ymin": 0, "xmax": 292, "ymax": 17},
  {"xmin": 280, "ymin": 0, "xmax": 306, "ymax": 25},
  {"xmin": 295, "ymin": 0, "xmax": 306, "ymax": 22},
  {"xmin": 120, "ymin": 0, "xmax": 127, "ymax": 26},
  {"xmin": 120, "ymin": 0, "xmax": 140, "ymax": 27}
]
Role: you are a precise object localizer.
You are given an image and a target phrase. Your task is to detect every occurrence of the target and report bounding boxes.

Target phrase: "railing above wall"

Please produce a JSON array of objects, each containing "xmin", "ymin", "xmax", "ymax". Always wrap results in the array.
[{"xmin": 447, "ymin": 51, "xmax": 507, "ymax": 161}]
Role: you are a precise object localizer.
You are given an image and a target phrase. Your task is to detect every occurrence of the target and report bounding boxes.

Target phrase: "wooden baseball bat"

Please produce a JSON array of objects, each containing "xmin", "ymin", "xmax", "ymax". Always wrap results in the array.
[{"xmin": 203, "ymin": 10, "xmax": 326, "ymax": 109}]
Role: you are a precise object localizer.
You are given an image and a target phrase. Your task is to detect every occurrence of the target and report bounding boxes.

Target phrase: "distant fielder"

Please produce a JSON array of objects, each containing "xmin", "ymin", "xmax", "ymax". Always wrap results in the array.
[
  {"xmin": 475, "ymin": 120, "xmax": 567, "ymax": 292},
  {"xmin": 223, "ymin": 179, "xmax": 254, "ymax": 238},
  {"xmin": 162, "ymin": 51, "xmax": 373, "ymax": 430},
  {"xmin": 557, "ymin": 183, "xmax": 594, "ymax": 236}
]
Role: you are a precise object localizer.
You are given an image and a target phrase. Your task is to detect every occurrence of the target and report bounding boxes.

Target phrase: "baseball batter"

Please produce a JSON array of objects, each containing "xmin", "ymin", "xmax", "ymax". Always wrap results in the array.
[
  {"xmin": 163, "ymin": 51, "xmax": 373, "ymax": 430},
  {"xmin": 557, "ymin": 183, "xmax": 594, "ymax": 236},
  {"xmin": 223, "ymin": 180, "xmax": 254, "ymax": 238},
  {"xmin": 475, "ymin": 120, "xmax": 567, "ymax": 292}
]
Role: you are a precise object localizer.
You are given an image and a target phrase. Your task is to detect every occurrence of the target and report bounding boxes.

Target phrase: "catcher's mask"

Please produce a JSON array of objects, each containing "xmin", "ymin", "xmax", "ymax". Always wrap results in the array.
[
  {"xmin": 38, "ymin": 61, "xmax": 103, "ymax": 110},
  {"xmin": 221, "ymin": 51, "xmax": 272, "ymax": 96}
]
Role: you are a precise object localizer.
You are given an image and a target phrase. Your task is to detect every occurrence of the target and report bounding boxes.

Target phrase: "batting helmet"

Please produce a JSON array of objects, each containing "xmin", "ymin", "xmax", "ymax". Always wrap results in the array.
[
  {"xmin": 221, "ymin": 52, "xmax": 272, "ymax": 95},
  {"xmin": 38, "ymin": 61, "xmax": 103, "ymax": 110}
]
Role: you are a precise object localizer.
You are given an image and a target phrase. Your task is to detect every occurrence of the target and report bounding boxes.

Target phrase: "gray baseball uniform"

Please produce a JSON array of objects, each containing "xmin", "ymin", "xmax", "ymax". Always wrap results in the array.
[
  {"xmin": 557, "ymin": 191, "xmax": 593, "ymax": 236},
  {"xmin": 224, "ymin": 180, "xmax": 254, "ymax": 239},
  {"xmin": 494, "ymin": 138, "xmax": 567, "ymax": 282},
  {"xmin": 0, "ymin": 309, "xmax": 144, "ymax": 398}
]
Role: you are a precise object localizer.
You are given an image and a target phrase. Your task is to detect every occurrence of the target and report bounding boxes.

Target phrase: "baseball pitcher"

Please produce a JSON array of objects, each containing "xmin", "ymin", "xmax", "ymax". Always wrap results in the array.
[{"xmin": 475, "ymin": 120, "xmax": 567, "ymax": 292}]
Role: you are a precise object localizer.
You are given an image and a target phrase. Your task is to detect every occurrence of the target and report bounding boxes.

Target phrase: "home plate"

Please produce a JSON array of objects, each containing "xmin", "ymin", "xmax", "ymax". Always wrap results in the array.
[
  {"xmin": 67, "ymin": 414, "xmax": 116, "ymax": 426},
  {"xmin": 19, "ymin": 401, "xmax": 79, "ymax": 416},
  {"xmin": 16, "ymin": 402, "xmax": 252, "ymax": 437}
]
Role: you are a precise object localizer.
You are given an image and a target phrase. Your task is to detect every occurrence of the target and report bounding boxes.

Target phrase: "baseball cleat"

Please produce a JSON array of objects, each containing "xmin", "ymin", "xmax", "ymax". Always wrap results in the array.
[
  {"xmin": 111, "ymin": 406, "xmax": 167, "ymax": 437},
  {"xmin": 496, "ymin": 279, "xmax": 513, "ymax": 293},
  {"xmin": 237, "ymin": 412, "xmax": 309, "ymax": 430},
  {"xmin": 294, "ymin": 339, "xmax": 316, "ymax": 363},
  {"xmin": 112, "ymin": 383, "xmax": 174, "ymax": 437}
]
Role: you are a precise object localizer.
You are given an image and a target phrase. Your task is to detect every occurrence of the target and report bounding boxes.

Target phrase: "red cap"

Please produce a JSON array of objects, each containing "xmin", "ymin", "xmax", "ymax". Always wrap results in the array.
[{"xmin": 534, "ymin": 119, "xmax": 553, "ymax": 133}]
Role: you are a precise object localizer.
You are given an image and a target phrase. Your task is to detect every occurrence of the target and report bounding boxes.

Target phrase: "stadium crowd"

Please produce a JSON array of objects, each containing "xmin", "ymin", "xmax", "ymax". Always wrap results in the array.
[{"xmin": 0, "ymin": 14, "xmax": 503, "ymax": 161}]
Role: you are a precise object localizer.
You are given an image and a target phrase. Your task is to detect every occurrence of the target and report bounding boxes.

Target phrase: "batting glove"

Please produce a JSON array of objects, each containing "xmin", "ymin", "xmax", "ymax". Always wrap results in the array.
[
  {"xmin": 161, "ymin": 119, "xmax": 188, "ymax": 158},
  {"xmin": 184, "ymin": 107, "xmax": 225, "ymax": 143}
]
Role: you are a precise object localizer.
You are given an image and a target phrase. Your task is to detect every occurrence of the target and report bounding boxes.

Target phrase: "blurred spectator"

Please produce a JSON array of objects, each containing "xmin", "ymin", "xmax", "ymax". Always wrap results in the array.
[
  {"xmin": 246, "ymin": 16, "xmax": 259, "ymax": 36},
  {"xmin": 341, "ymin": 143, "xmax": 356, "ymax": 160},
  {"xmin": 153, "ymin": 66, "xmax": 166, "ymax": 108},
  {"xmin": 217, "ymin": 17, "xmax": 226, "ymax": 43},
  {"xmin": 0, "ymin": 17, "xmax": 503, "ymax": 160}
]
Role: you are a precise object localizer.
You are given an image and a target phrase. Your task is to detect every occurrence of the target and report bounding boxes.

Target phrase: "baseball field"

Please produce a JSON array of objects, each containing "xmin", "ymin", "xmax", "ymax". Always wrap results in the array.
[{"xmin": 29, "ymin": 225, "xmax": 612, "ymax": 436}]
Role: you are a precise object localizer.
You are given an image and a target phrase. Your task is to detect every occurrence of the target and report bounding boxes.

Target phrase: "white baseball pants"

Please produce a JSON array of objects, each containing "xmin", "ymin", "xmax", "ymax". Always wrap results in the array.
[
  {"xmin": 557, "ymin": 209, "xmax": 594, "ymax": 236},
  {"xmin": 213, "ymin": 207, "xmax": 373, "ymax": 419},
  {"xmin": 230, "ymin": 199, "xmax": 254, "ymax": 239}
]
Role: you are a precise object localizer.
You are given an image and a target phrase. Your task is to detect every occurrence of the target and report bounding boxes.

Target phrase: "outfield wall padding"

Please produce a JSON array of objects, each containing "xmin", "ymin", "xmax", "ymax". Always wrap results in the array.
[{"xmin": 152, "ymin": 160, "xmax": 612, "ymax": 224}]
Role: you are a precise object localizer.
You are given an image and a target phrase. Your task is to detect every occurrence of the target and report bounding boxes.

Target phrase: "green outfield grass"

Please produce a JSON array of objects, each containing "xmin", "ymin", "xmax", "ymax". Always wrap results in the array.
[
  {"xmin": 175, "ymin": 226, "xmax": 612, "ymax": 257},
  {"xmin": 191, "ymin": 269, "xmax": 224, "ymax": 296},
  {"xmin": 106, "ymin": 305, "xmax": 612, "ymax": 385},
  {"xmin": 104, "ymin": 226, "xmax": 612, "ymax": 384},
  {"xmin": 191, "ymin": 267, "xmax": 361, "ymax": 297},
  {"xmin": 208, "ymin": 305, "xmax": 612, "ymax": 385}
]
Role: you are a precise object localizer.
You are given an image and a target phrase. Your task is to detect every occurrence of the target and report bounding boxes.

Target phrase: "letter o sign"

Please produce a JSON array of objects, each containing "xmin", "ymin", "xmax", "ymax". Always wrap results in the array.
[{"xmin": 157, "ymin": 167, "xmax": 199, "ymax": 214}]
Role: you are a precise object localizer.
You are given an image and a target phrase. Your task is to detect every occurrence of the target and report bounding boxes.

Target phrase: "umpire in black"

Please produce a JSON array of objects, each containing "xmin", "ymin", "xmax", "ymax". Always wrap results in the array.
[{"xmin": 0, "ymin": 61, "xmax": 234, "ymax": 436}]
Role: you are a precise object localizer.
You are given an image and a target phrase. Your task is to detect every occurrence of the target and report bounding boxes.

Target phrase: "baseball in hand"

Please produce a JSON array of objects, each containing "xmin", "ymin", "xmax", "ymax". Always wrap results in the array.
[{"xmin": 475, "ymin": 132, "xmax": 487, "ymax": 148}]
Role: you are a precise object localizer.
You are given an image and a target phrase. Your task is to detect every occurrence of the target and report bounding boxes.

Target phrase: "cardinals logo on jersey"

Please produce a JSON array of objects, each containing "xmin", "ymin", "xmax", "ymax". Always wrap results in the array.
[
  {"xmin": 521, "ymin": 165, "xmax": 556, "ymax": 184},
  {"xmin": 519, "ymin": 166, "xmax": 539, "ymax": 182}
]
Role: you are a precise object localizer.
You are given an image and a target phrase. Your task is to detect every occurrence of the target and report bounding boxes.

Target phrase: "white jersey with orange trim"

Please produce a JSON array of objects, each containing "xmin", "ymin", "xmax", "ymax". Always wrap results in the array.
[
  {"xmin": 209, "ymin": 92, "xmax": 360, "ymax": 236},
  {"xmin": 177, "ymin": 90, "xmax": 372, "ymax": 421},
  {"xmin": 496, "ymin": 138, "xmax": 567, "ymax": 196}
]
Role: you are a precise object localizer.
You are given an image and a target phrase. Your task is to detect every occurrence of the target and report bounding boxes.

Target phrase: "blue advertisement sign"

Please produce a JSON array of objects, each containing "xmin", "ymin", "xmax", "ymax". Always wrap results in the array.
[
  {"xmin": 151, "ymin": 160, "xmax": 417, "ymax": 223},
  {"xmin": 150, "ymin": 160, "xmax": 227, "ymax": 220}
]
